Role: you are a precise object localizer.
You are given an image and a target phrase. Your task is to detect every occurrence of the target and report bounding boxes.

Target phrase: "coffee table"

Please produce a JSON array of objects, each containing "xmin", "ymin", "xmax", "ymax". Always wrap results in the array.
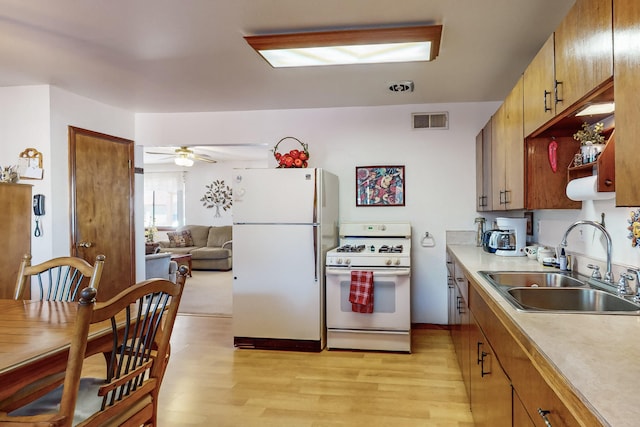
[{"xmin": 170, "ymin": 253, "xmax": 192, "ymax": 277}]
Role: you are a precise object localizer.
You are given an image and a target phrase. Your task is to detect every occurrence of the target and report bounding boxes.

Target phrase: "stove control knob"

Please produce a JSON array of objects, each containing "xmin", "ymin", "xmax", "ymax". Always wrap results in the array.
[
  {"xmin": 386, "ymin": 259, "xmax": 392, "ymax": 266},
  {"xmin": 394, "ymin": 259, "xmax": 401, "ymax": 266},
  {"xmin": 345, "ymin": 258, "xmax": 351, "ymax": 265},
  {"xmin": 337, "ymin": 258, "xmax": 343, "ymax": 265}
]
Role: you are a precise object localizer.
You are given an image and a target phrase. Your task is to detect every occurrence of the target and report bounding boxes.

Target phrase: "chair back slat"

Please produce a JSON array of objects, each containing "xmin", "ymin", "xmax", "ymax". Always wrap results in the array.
[
  {"xmin": 101, "ymin": 291, "xmax": 171, "ymax": 409},
  {"xmin": 14, "ymin": 254, "xmax": 105, "ymax": 301},
  {"xmin": 37, "ymin": 266, "xmax": 86, "ymax": 301}
]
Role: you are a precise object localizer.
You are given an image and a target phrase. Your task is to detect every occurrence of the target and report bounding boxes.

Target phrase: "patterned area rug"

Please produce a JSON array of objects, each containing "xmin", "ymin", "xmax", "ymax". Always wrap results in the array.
[{"xmin": 178, "ymin": 270, "xmax": 232, "ymax": 316}]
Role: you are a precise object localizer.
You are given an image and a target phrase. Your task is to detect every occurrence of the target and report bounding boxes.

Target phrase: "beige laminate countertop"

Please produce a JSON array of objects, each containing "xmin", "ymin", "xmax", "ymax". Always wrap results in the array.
[{"xmin": 447, "ymin": 244, "xmax": 640, "ymax": 427}]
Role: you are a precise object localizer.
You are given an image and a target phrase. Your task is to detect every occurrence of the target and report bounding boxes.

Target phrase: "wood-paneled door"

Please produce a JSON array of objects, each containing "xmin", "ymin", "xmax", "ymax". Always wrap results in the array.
[{"xmin": 69, "ymin": 127, "xmax": 135, "ymax": 301}]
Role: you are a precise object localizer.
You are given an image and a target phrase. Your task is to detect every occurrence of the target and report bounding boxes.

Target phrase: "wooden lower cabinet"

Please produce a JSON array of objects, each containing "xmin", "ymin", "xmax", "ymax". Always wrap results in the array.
[
  {"xmin": 469, "ymin": 312, "xmax": 512, "ymax": 427},
  {"xmin": 450, "ymin": 267, "xmax": 471, "ymax": 402},
  {"xmin": 446, "ymin": 257, "xmax": 602, "ymax": 426},
  {"xmin": 468, "ymin": 280, "xmax": 595, "ymax": 427},
  {"xmin": 513, "ymin": 390, "xmax": 536, "ymax": 427},
  {"xmin": 0, "ymin": 183, "xmax": 31, "ymax": 299}
]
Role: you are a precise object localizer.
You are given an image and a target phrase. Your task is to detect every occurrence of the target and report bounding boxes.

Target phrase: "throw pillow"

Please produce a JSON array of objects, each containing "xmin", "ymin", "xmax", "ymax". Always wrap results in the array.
[{"xmin": 167, "ymin": 230, "xmax": 195, "ymax": 248}]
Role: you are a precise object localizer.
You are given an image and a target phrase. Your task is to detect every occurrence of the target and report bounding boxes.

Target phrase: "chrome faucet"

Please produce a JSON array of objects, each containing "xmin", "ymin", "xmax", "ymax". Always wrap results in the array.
[
  {"xmin": 560, "ymin": 220, "xmax": 613, "ymax": 284},
  {"xmin": 628, "ymin": 268, "xmax": 640, "ymax": 303}
]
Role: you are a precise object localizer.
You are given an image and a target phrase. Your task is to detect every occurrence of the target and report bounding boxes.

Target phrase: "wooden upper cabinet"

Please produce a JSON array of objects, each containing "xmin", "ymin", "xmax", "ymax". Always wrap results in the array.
[
  {"xmin": 523, "ymin": 34, "xmax": 556, "ymax": 137},
  {"xmin": 475, "ymin": 119, "xmax": 493, "ymax": 211},
  {"xmin": 613, "ymin": 0, "xmax": 640, "ymax": 206},
  {"xmin": 492, "ymin": 76, "xmax": 524, "ymax": 211},
  {"xmin": 554, "ymin": 0, "xmax": 613, "ymax": 112}
]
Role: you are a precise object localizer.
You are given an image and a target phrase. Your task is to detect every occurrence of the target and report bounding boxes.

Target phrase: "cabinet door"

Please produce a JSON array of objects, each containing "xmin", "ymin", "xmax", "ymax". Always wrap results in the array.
[
  {"xmin": 447, "ymin": 257, "xmax": 456, "ymax": 325},
  {"xmin": 492, "ymin": 76, "xmax": 524, "ymax": 210},
  {"xmin": 0, "ymin": 184, "xmax": 31, "ymax": 298},
  {"xmin": 523, "ymin": 34, "xmax": 555, "ymax": 137},
  {"xmin": 513, "ymin": 390, "xmax": 536, "ymax": 427},
  {"xmin": 469, "ymin": 314, "xmax": 512, "ymax": 427},
  {"xmin": 554, "ymin": 0, "xmax": 613, "ymax": 111},
  {"xmin": 458, "ymin": 284, "xmax": 471, "ymax": 401},
  {"xmin": 491, "ymin": 103, "xmax": 507, "ymax": 210},
  {"xmin": 476, "ymin": 119, "xmax": 493, "ymax": 211},
  {"xmin": 613, "ymin": 0, "xmax": 640, "ymax": 206}
]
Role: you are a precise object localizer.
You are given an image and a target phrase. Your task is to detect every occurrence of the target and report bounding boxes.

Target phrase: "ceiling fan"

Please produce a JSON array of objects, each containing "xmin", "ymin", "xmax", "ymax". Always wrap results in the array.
[{"xmin": 145, "ymin": 146, "xmax": 217, "ymax": 166}]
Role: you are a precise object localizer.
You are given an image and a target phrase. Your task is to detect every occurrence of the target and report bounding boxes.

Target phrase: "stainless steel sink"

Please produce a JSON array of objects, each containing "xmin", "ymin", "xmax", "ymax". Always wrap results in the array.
[
  {"xmin": 479, "ymin": 270, "xmax": 640, "ymax": 314},
  {"xmin": 507, "ymin": 287, "xmax": 640, "ymax": 313},
  {"xmin": 483, "ymin": 271, "xmax": 586, "ymax": 288}
]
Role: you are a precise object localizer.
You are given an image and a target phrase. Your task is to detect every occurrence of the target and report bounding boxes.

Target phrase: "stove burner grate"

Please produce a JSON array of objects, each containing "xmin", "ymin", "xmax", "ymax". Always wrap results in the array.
[
  {"xmin": 336, "ymin": 244, "xmax": 366, "ymax": 253},
  {"xmin": 378, "ymin": 245, "xmax": 404, "ymax": 253}
]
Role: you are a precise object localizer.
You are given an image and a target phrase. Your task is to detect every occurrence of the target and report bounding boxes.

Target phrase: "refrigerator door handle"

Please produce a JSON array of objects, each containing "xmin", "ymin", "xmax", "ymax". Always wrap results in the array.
[
  {"xmin": 313, "ymin": 169, "xmax": 319, "ymax": 281},
  {"xmin": 313, "ymin": 224, "xmax": 318, "ymax": 281}
]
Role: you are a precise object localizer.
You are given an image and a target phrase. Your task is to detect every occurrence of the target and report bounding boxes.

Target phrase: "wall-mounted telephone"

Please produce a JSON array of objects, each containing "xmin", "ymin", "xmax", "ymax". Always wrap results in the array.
[
  {"xmin": 33, "ymin": 194, "xmax": 45, "ymax": 237},
  {"xmin": 33, "ymin": 194, "xmax": 45, "ymax": 216}
]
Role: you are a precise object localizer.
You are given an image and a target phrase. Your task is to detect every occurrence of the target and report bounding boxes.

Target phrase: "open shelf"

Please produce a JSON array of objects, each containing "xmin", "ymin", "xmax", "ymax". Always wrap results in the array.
[{"xmin": 567, "ymin": 130, "xmax": 615, "ymax": 192}]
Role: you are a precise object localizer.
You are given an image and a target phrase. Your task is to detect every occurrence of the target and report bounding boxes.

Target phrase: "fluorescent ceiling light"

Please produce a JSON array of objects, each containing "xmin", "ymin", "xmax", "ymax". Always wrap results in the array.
[
  {"xmin": 575, "ymin": 102, "xmax": 615, "ymax": 116},
  {"xmin": 245, "ymin": 25, "xmax": 442, "ymax": 68},
  {"xmin": 174, "ymin": 155, "xmax": 194, "ymax": 167}
]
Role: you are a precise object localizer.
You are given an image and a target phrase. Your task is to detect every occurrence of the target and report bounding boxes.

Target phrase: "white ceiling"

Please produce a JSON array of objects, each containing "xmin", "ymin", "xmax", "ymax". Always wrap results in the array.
[
  {"xmin": 0, "ymin": 0, "xmax": 575, "ymax": 114},
  {"xmin": 0, "ymin": 0, "xmax": 575, "ymax": 163}
]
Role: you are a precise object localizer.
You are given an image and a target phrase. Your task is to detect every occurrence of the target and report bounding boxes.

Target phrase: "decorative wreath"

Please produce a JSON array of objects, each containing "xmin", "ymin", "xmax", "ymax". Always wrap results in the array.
[{"xmin": 272, "ymin": 137, "xmax": 309, "ymax": 168}]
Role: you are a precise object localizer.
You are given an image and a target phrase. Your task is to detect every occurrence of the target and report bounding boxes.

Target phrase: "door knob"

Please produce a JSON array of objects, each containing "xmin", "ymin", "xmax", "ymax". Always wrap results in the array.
[{"xmin": 76, "ymin": 241, "xmax": 92, "ymax": 248}]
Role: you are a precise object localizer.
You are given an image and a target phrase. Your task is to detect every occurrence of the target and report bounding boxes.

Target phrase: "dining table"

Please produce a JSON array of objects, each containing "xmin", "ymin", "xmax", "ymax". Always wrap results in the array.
[{"xmin": 0, "ymin": 298, "xmax": 116, "ymax": 403}]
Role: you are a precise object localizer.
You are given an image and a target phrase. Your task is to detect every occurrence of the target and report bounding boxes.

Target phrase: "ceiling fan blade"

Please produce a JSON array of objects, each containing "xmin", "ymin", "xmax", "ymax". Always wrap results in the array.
[
  {"xmin": 146, "ymin": 152, "xmax": 171, "ymax": 156},
  {"xmin": 192, "ymin": 154, "xmax": 217, "ymax": 163}
]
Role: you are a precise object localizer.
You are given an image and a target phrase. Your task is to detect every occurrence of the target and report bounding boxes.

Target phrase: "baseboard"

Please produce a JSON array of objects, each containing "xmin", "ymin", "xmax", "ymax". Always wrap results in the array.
[{"xmin": 411, "ymin": 323, "xmax": 450, "ymax": 330}]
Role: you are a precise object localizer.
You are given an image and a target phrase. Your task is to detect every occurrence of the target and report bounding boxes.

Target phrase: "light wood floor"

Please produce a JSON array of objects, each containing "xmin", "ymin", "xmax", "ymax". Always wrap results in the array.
[{"xmin": 149, "ymin": 315, "xmax": 474, "ymax": 426}]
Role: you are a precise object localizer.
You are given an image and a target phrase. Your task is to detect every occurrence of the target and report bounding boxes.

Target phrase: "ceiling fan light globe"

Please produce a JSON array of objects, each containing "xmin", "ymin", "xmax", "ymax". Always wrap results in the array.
[{"xmin": 174, "ymin": 156, "xmax": 194, "ymax": 167}]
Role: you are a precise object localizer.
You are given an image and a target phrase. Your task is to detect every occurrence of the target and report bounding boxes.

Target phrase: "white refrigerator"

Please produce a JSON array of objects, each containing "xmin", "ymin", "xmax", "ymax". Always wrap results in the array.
[{"xmin": 232, "ymin": 168, "xmax": 339, "ymax": 351}]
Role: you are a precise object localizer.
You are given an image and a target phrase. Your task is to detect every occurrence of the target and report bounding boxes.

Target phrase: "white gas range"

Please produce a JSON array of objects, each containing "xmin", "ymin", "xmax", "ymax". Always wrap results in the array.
[{"xmin": 325, "ymin": 222, "xmax": 412, "ymax": 353}]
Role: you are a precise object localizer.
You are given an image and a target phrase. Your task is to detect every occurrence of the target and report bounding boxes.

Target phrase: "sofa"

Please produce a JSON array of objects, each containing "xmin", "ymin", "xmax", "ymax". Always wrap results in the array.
[
  {"xmin": 157, "ymin": 224, "xmax": 232, "ymax": 271},
  {"xmin": 145, "ymin": 253, "xmax": 178, "ymax": 282}
]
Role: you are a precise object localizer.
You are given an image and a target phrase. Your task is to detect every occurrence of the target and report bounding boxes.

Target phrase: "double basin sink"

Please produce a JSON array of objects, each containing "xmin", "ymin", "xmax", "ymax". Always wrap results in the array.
[{"xmin": 479, "ymin": 271, "xmax": 640, "ymax": 314}]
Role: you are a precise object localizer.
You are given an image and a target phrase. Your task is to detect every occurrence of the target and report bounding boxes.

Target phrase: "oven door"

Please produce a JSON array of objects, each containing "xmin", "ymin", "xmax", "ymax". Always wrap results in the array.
[{"xmin": 325, "ymin": 267, "xmax": 410, "ymax": 331}]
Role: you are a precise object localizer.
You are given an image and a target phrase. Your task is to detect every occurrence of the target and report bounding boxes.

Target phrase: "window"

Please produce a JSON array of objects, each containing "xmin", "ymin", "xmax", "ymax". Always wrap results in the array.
[{"xmin": 144, "ymin": 172, "xmax": 186, "ymax": 228}]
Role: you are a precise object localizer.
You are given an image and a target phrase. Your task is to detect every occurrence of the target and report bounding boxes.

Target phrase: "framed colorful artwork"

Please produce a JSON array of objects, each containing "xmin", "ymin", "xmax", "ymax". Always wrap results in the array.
[{"xmin": 355, "ymin": 165, "xmax": 405, "ymax": 207}]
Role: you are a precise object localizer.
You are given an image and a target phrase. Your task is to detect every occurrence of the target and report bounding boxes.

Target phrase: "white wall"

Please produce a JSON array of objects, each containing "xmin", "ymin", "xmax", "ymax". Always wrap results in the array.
[
  {"xmin": 144, "ymin": 159, "xmax": 265, "ymax": 231},
  {"xmin": 534, "ymin": 199, "xmax": 640, "ymax": 274},
  {"xmin": 49, "ymin": 86, "xmax": 135, "ymax": 258},
  {"xmin": 0, "ymin": 86, "xmax": 51, "ymax": 263},
  {"xmin": 137, "ymin": 102, "xmax": 501, "ymax": 324},
  {"xmin": 0, "ymin": 85, "xmax": 136, "ymax": 272}
]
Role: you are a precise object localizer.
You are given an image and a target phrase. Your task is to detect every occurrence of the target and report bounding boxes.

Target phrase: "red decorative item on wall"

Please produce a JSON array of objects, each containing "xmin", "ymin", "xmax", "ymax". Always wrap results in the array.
[{"xmin": 548, "ymin": 139, "xmax": 558, "ymax": 172}]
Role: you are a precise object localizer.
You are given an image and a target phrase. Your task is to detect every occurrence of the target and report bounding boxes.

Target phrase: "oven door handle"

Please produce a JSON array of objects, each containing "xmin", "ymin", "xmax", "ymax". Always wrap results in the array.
[{"xmin": 326, "ymin": 268, "xmax": 410, "ymax": 277}]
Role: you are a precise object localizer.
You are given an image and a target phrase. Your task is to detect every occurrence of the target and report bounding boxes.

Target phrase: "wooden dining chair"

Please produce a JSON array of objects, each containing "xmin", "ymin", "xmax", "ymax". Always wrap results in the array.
[
  {"xmin": 0, "ymin": 266, "xmax": 188, "ymax": 427},
  {"xmin": 13, "ymin": 253, "xmax": 106, "ymax": 301}
]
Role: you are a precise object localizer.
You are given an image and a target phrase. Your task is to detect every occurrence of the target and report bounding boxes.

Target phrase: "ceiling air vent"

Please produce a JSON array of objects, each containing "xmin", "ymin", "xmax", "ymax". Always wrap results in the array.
[{"xmin": 412, "ymin": 112, "xmax": 449, "ymax": 130}]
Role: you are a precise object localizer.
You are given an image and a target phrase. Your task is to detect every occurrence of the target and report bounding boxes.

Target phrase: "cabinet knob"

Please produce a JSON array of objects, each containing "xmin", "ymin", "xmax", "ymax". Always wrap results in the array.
[{"xmin": 76, "ymin": 241, "xmax": 92, "ymax": 248}]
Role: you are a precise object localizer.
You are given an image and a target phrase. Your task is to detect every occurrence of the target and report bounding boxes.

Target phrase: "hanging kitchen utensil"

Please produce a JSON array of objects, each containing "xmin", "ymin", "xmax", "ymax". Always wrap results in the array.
[{"xmin": 548, "ymin": 138, "xmax": 558, "ymax": 172}]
